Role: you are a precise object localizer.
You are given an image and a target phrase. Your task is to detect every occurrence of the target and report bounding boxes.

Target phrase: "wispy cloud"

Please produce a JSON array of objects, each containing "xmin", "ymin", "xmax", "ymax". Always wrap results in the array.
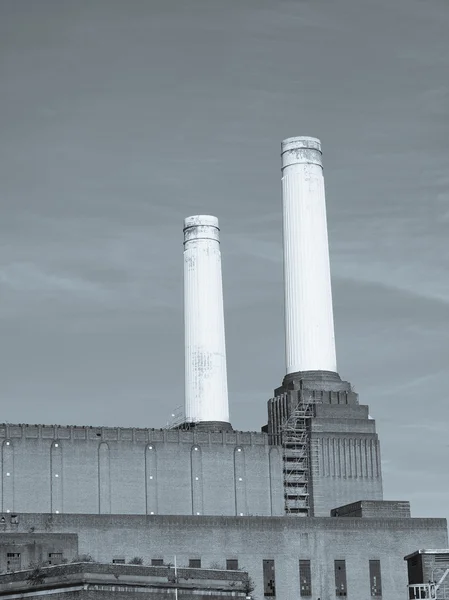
[{"xmin": 0, "ymin": 262, "xmax": 107, "ymax": 300}]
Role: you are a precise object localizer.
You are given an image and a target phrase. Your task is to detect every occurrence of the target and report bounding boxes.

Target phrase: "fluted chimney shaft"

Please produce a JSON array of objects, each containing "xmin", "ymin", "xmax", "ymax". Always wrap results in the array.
[
  {"xmin": 183, "ymin": 215, "xmax": 230, "ymax": 424},
  {"xmin": 281, "ymin": 137, "xmax": 337, "ymax": 374}
]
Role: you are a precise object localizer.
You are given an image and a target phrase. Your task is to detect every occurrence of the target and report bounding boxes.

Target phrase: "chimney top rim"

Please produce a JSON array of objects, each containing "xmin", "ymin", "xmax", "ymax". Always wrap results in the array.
[
  {"xmin": 184, "ymin": 215, "xmax": 219, "ymax": 230},
  {"xmin": 281, "ymin": 136, "xmax": 322, "ymax": 153}
]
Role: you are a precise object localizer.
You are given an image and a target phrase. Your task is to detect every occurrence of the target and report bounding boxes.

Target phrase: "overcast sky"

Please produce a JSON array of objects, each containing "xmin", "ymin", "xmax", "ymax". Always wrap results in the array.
[{"xmin": 1, "ymin": 0, "xmax": 448, "ymax": 523}]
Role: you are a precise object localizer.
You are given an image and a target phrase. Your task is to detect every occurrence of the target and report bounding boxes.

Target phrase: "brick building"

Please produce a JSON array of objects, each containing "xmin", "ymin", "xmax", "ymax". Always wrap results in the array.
[
  {"xmin": 0, "ymin": 511, "xmax": 447, "ymax": 600},
  {"xmin": 0, "ymin": 137, "xmax": 447, "ymax": 600}
]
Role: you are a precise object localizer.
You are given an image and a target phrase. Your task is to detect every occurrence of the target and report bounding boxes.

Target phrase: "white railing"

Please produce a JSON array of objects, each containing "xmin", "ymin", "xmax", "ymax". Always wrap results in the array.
[{"xmin": 408, "ymin": 581, "xmax": 449, "ymax": 599}]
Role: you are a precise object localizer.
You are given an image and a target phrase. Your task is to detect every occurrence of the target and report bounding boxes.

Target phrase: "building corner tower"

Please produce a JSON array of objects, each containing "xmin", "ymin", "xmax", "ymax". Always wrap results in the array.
[
  {"xmin": 183, "ymin": 215, "xmax": 232, "ymax": 432},
  {"xmin": 266, "ymin": 137, "xmax": 383, "ymax": 516}
]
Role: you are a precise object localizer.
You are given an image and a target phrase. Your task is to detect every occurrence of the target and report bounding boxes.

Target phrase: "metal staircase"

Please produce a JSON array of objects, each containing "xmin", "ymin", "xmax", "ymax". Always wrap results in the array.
[{"xmin": 281, "ymin": 396, "xmax": 315, "ymax": 516}]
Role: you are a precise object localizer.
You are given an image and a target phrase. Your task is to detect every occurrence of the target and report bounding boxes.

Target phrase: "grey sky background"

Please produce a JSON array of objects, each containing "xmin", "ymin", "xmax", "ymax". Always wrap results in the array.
[{"xmin": 1, "ymin": 0, "xmax": 448, "ymax": 523}]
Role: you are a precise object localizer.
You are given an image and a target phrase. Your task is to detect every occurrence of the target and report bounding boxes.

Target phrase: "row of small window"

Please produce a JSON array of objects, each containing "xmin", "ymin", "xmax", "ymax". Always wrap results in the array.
[
  {"xmin": 112, "ymin": 558, "xmax": 239, "ymax": 570},
  {"xmin": 5, "ymin": 553, "xmax": 63, "ymax": 571},
  {"xmin": 262, "ymin": 559, "xmax": 382, "ymax": 598}
]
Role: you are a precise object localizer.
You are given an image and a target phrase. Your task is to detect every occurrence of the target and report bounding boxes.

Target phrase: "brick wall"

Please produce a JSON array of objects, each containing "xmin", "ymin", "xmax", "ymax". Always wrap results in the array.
[
  {"xmin": 2, "ymin": 513, "xmax": 447, "ymax": 600},
  {"xmin": 0, "ymin": 426, "xmax": 284, "ymax": 517}
]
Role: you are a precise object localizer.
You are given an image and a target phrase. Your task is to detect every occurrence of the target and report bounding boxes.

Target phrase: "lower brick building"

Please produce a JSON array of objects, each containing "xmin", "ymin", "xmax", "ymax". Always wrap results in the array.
[{"xmin": 0, "ymin": 507, "xmax": 447, "ymax": 600}]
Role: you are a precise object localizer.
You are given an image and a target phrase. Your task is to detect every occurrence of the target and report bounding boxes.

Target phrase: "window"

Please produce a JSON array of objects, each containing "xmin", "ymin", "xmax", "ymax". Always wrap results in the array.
[
  {"xmin": 151, "ymin": 559, "xmax": 164, "ymax": 566},
  {"xmin": 299, "ymin": 560, "xmax": 312, "ymax": 597},
  {"xmin": 263, "ymin": 559, "xmax": 276, "ymax": 597},
  {"xmin": 227, "ymin": 559, "xmax": 239, "ymax": 571},
  {"xmin": 112, "ymin": 558, "xmax": 126, "ymax": 564},
  {"xmin": 189, "ymin": 559, "xmax": 201, "ymax": 568},
  {"xmin": 335, "ymin": 560, "xmax": 347, "ymax": 597},
  {"xmin": 7, "ymin": 553, "xmax": 21, "ymax": 571},
  {"xmin": 369, "ymin": 560, "xmax": 382, "ymax": 597},
  {"xmin": 48, "ymin": 552, "xmax": 63, "ymax": 565}
]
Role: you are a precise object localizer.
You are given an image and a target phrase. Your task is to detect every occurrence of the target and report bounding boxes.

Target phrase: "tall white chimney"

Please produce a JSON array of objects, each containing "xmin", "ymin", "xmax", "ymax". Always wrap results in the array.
[
  {"xmin": 183, "ymin": 215, "xmax": 230, "ymax": 425},
  {"xmin": 281, "ymin": 136, "xmax": 337, "ymax": 375}
]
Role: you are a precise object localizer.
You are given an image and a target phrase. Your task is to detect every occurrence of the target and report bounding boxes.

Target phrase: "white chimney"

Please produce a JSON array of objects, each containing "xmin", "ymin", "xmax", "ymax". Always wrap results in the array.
[
  {"xmin": 183, "ymin": 215, "xmax": 230, "ymax": 424},
  {"xmin": 281, "ymin": 136, "xmax": 337, "ymax": 375}
]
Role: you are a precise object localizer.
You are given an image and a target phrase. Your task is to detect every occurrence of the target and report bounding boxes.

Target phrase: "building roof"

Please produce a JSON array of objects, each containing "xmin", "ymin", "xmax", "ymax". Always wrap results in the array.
[
  {"xmin": 0, "ymin": 562, "xmax": 250, "ymax": 599},
  {"xmin": 404, "ymin": 549, "xmax": 449, "ymax": 560}
]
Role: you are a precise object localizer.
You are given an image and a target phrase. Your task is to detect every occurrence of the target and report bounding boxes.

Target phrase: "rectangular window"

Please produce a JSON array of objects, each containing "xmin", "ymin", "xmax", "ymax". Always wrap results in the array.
[
  {"xmin": 299, "ymin": 560, "xmax": 312, "ymax": 597},
  {"xmin": 334, "ymin": 560, "xmax": 347, "ymax": 597},
  {"xmin": 7, "ymin": 553, "xmax": 21, "ymax": 572},
  {"xmin": 48, "ymin": 552, "xmax": 63, "ymax": 565},
  {"xmin": 151, "ymin": 559, "xmax": 164, "ymax": 566},
  {"xmin": 112, "ymin": 558, "xmax": 126, "ymax": 564},
  {"xmin": 189, "ymin": 559, "xmax": 201, "ymax": 568},
  {"xmin": 227, "ymin": 559, "xmax": 239, "ymax": 570},
  {"xmin": 263, "ymin": 559, "xmax": 276, "ymax": 597},
  {"xmin": 369, "ymin": 560, "xmax": 382, "ymax": 597}
]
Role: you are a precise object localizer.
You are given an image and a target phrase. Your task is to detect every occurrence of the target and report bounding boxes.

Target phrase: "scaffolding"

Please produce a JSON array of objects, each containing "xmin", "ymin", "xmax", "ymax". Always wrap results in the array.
[
  {"xmin": 164, "ymin": 406, "xmax": 201, "ymax": 430},
  {"xmin": 280, "ymin": 395, "xmax": 316, "ymax": 517},
  {"xmin": 164, "ymin": 406, "xmax": 185, "ymax": 429}
]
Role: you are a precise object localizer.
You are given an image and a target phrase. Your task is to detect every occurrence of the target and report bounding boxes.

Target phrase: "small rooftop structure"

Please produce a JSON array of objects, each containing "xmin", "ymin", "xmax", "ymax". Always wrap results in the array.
[
  {"xmin": 405, "ymin": 549, "xmax": 449, "ymax": 599},
  {"xmin": 331, "ymin": 500, "xmax": 411, "ymax": 519}
]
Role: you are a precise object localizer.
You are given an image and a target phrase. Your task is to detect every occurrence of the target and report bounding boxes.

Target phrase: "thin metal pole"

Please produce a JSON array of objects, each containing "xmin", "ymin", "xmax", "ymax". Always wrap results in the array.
[{"xmin": 174, "ymin": 555, "xmax": 178, "ymax": 600}]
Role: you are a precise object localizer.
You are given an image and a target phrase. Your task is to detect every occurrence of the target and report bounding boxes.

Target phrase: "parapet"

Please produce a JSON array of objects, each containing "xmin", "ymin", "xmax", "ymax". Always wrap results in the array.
[{"xmin": 0, "ymin": 424, "xmax": 268, "ymax": 446}]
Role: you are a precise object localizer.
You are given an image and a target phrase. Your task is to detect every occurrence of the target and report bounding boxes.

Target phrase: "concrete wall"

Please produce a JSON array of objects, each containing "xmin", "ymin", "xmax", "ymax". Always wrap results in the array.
[
  {"xmin": 0, "ymin": 591, "xmax": 243, "ymax": 600},
  {"xmin": 0, "ymin": 425, "xmax": 284, "ymax": 517},
  {"xmin": 2, "ymin": 513, "xmax": 448, "ymax": 600},
  {"xmin": 0, "ymin": 563, "xmax": 249, "ymax": 600}
]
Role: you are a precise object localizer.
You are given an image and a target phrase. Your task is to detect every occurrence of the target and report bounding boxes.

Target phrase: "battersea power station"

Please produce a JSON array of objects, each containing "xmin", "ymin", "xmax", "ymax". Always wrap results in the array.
[{"xmin": 0, "ymin": 137, "xmax": 447, "ymax": 600}]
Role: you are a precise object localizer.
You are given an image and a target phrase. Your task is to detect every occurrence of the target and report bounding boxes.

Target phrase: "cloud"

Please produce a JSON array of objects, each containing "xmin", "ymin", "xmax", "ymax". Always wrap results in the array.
[
  {"xmin": 371, "ymin": 372, "xmax": 444, "ymax": 398},
  {"xmin": 0, "ymin": 262, "xmax": 107, "ymax": 300}
]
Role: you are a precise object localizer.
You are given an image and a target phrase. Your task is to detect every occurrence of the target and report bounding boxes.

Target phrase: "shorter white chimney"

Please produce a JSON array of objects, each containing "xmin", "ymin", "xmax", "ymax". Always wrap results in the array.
[
  {"xmin": 183, "ymin": 215, "xmax": 230, "ymax": 424},
  {"xmin": 281, "ymin": 136, "xmax": 337, "ymax": 374}
]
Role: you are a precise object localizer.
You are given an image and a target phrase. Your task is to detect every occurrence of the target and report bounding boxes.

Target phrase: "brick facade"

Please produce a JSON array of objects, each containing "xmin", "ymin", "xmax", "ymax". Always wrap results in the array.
[
  {"xmin": 1, "ymin": 513, "xmax": 447, "ymax": 600},
  {"xmin": 0, "ymin": 426, "xmax": 283, "ymax": 517}
]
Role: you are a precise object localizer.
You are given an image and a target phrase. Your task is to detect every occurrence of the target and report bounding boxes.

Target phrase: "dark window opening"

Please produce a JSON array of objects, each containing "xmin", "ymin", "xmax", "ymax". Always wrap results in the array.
[
  {"xmin": 227, "ymin": 559, "xmax": 239, "ymax": 570},
  {"xmin": 48, "ymin": 552, "xmax": 63, "ymax": 565},
  {"xmin": 112, "ymin": 558, "xmax": 126, "ymax": 564},
  {"xmin": 369, "ymin": 560, "xmax": 382, "ymax": 597},
  {"xmin": 7, "ymin": 553, "xmax": 21, "ymax": 571},
  {"xmin": 263, "ymin": 559, "xmax": 276, "ymax": 597},
  {"xmin": 335, "ymin": 560, "xmax": 347, "ymax": 597},
  {"xmin": 189, "ymin": 559, "xmax": 201, "ymax": 569},
  {"xmin": 151, "ymin": 559, "xmax": 164, "ymax": 566},
  {"xmin": 299, "ymin": 560, "xmax": 312, "ymax": 597}
]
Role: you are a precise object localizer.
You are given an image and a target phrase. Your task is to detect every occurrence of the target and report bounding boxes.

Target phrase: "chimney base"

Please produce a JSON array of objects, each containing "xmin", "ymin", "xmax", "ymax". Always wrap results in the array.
[{"xmin": 174, "ymin": 421, "xmax": 233, "ymax": 433}]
